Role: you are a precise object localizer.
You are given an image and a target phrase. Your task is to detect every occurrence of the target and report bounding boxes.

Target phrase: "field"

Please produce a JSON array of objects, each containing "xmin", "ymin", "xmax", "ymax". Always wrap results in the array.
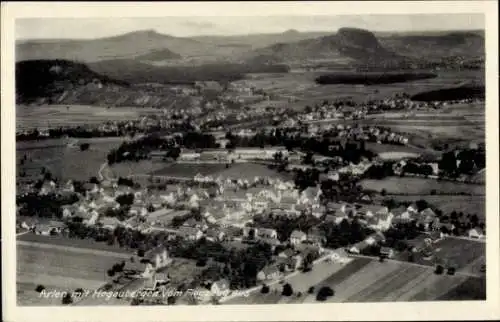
[
  {"xmin": 151, "ymin": 162, "xmax": 293, "ymax": 181},
  {"xmin": 226, "ymin": 257, "xmax": 484, "ymax": 304},
  {"xmin": 360, "ymin": 177, "xmax": 485, "ymax": 195},
  {"xmin": 437, "ymin": 276, "xmax": 486, "ymax": 301},
  {"xmin": 17, "ymin": 239, "xmax": 131, "ymax": 306},
  {"xmin": 152, "ymin": 163, "xmax": 229, "ymax": 178},
  {"xmin": 392, "ymin": 236, "xmax": 486, "ymax": 275},
  {"xmin": 376, "ymin": 195, "xmax": 486, "ymax": 220},
  {"xmin": 17, "ymin": 105, "xmax": 159, "ymax": 131},
  {"xmin": 18, "ymin": 233, "xmax": 134, "ymax": 255},
  {"xmin": 245, "ymin": 69, "xmax": 484, "ymax": 104},
  {"xmin": 17, "ymin": 138, "xmax": 124, "ymax": 182}
]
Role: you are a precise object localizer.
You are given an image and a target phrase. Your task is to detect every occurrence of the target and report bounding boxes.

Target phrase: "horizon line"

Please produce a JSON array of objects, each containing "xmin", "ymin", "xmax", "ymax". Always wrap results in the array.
[{"xmin": 15, "ymin": 27, "xmax": 485, "ymax": 42}]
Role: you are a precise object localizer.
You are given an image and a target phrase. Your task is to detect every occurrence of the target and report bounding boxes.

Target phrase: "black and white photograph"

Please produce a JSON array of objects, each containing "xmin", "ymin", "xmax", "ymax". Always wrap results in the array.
[{"xmin": 2, "ymin": 1, "xmax": 499, "ymax": 321}]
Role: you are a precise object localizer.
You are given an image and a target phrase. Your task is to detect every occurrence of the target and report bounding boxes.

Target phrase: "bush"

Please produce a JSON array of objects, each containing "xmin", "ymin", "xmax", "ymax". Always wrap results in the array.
[
  {"xmin": 316, "ymin": 286, "xmax": 334, "ymax": 301},
  {"xmin": 281, "ymin": 283, "xmax": 293, "ymax": 297},
  {"xmin": 308, "ymin": 286, "xmax": 315, "ymax": 294},
  {"xmin": 80, "ymin": 143, "xmax": 90, "ymax": 151},
  {"xmin": 137, "ymin": 249, "xmax": 145, "ymax": 257},
  {"xmin": 261, "ymin": 285, "xmax": 270, "ymax": 294},
  {"xmin": 435, "ymin": 265, "xmax": 444, "ymax": 275},
  {"xmin": 167, "ymin": 296, "xmax": 176, "ymax": 305},
  {"xmin": 62, "ymin": 293, "xmax": 73, "ymax": 305},
  {"xmin": 447, "ymin": 267, "xmax": 456, "ymax": 275},
  {"xmin": 35, "ymin": 285, "xmax": 45, "ymax": 293},
  {"xmin": 196, "ymin": 258, "xmax": 207, "ymax": 267}
]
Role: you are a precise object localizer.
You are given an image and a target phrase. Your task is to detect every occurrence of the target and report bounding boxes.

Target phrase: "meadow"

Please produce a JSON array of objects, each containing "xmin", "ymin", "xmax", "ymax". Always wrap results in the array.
[
  {"xmin": 17, "ymin": 241, "xmax": 129, "ymax": 305},
  {"xmin": 17, "ymin": 105, "xmax": 159, "ymax": 131},
  {"xmin": 17, "ymin": 139, "xmax": 121, "ymax": 182},
  {"xmin": 248, "ymin": 69, "xmax": 484, "ymax": 104},
  {"xmin": 360, "ymin": 177, "xmax": 485, "ymax": 195}
]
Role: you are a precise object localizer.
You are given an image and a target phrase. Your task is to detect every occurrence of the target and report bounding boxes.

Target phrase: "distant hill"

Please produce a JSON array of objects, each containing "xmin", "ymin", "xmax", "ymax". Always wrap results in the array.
[
  {"xmin": 189, "ymin": 30, "xmax": 333, "ymax": 49},
  {"xmin": 16, "ymin": 30, "xmax": 212, "ymax": 62},
  {"xmin": 134, "ymin": 48, "xmax": 182, "ymax": 61},
  {"xmin": 245, "ymin": 27, "xmax": 406, "ymax": 67},
  {"xmin": 16, "ymin": 28, "xmax": 484, "ymax": 67},
  {"xmin": 378, "ymin": 31, "xmax": 484, "ymax": 61},
  {"xmin": 16, "ymin": 59, "xmax": 128, "ymax": 104}
]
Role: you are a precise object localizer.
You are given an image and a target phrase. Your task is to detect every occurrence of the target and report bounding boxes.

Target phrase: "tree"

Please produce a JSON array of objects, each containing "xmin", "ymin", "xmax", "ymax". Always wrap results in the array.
[
  {"xmin": 89, "ymin": 176, "xmax": 99, "ymax": 184},
  {"xmin": 74, "ymin": 288, "xmax": 84, "ymax": 297},
  {"xmin": 316, "ymin": 286, "xmax": 334, "ymax": 301},
  {"xmin": 282, "ymin": 283, "xmax": 293, "ymax": 296},
  {"xmin": 435, "ymin": 265, "xmax": 444, "ymax": 275},
  {"xmin": 80, "ymin": 143, "xmax": 90, "ymax": 151},
  {"xmin": 62, "ymin": 292, "xmax": 73, "ymax": 305},
  {"xmin": 447, "ymin": 267, "xmax": 456, "ymax": 275},
  {"xmin": 381, "ymin": 189, "xmax": 387, "ymax": 196},
  {"xmin": 308, "ymin": 286, "xmax": 315, "ymax": 294},
  {"xmin": 107, "ymin": 269, "xmax": 116, "ymax": 277},
  {"xmin": 261, "ymin": 284, "xmax": 270, "ymax": 294},
  {"xmin": 167, "ymin": 296, "xmax": 177, "ymax": 305},
  {"xmin": 35, "ymin": 285, "xmax": 45, "ymax": 293}
]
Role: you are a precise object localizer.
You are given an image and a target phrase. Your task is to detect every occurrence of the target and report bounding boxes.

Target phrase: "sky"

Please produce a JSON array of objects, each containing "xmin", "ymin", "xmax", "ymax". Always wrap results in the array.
[{"xmin": 16, "ymin": 14, "xmax": 485, "ymax": 40}]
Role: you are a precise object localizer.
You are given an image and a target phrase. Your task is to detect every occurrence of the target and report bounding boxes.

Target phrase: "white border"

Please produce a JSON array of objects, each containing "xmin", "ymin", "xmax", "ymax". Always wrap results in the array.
[{"xmin": 2, "ymin": 1, "xmax": 499, "ymax": 321}]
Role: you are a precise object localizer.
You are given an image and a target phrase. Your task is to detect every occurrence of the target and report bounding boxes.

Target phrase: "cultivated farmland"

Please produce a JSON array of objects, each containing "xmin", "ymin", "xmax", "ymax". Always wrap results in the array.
[
  {"xmin": 17, "ymin": 240, "xmax": 131, "ymax": 305},
  {"xmin": 360, "ymin": 177, "xmax": 485, "ymax": 195},
  {"xmin": 17, "ymin": 105, "xmax": 158, "ymax": 132},
  {"xmin": 225, "ymin": 257, "xmax": 480, "ymax": 304}
]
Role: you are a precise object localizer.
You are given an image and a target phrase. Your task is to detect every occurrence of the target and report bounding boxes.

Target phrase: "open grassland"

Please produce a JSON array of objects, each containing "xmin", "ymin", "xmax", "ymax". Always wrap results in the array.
[
  {"xmin": 360, "ymin": 177, "xmax": 485, "ymax": 195},
  {"xmin": 217, "ymin": 163, "xmax": 293, "ymax": 181},
  {"xmin": 17, "ymin": 105, "xmax": 158, "ymax": 131},
  {"xmin": 248, "ymin": 69, "xmax": 484, "ymax": 104},
  {"xmin": 152, "ymin": 163, "xmax": 229, "ymax": 178},
  {"xmin": 18, "ymin": 233, "xmax": 134, "ymax": 255},
  {"xmin": 17, "ymin": 241, "xmax": 129, "ymax": 305},
  {"xmin": 17, "ymin": 138, "xmax": 123, "ymax": 182}
]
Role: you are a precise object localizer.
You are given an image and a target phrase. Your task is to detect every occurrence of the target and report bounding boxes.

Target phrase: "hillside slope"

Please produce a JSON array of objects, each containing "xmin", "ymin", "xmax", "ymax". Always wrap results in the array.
[
  {"xmin": 245, "ymin": 27, "xmax": 406, "ymax": 67},
  {"xmin": 379, "ymin": 31, "xmax": 484, "ymax": 60},
  {"xmin": 16, "ymin": 30, "xmax": 209, "ymax": 62},
  {"xmin": 15, "ymin": 59, "xmax": 198, "ymax": 108},
  {"xmin": 16, "ymin": 59, "xmax": 128, "ymax": 104}
]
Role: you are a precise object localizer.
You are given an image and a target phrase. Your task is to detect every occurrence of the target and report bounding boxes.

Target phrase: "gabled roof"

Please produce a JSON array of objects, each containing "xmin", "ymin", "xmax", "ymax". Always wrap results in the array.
[
  {"xmin": 290, "ymin": 230, "xmax": 307, "ymax": 239},
  {"xmin": 420, "ymin": 208, "xmax": 436, "ymax": 217},
  {"xmin": 212, "ymin": 279, "xmax": 230, "ymax": 291},
  {"xmin": 260, "ymin": 265, "xmax": 280, "ymax": 276}
]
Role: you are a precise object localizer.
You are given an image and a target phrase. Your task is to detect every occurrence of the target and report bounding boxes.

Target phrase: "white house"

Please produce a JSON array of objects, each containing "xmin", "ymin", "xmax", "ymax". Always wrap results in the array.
[
  {"xmin": 468, "ymin": 228, "xmax": 485, "ymax": 239},
  {"xmin": 289, "ymin": 230, "xmax": 307, "ymax": 245}
]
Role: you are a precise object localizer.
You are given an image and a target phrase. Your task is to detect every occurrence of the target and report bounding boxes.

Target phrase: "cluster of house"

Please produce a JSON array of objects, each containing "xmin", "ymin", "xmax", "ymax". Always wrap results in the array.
[{"xmin": 179, "ymin": 147, "xmax": 304, "ymax": 163}]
